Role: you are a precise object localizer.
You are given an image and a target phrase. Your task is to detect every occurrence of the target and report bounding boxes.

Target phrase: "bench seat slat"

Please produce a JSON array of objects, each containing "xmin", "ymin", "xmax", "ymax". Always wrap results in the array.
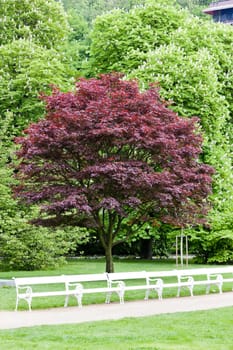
[{"xmin": 20, "ymin": 291, "xmax": 68, "ymax": 298}]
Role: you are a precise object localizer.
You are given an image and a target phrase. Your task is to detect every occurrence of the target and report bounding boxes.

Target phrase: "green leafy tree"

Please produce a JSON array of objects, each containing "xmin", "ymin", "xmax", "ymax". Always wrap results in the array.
[
  {"xmin": 0, "ymin": 0, "xmax": 87, "ymax": 270},
  {"xmin": 0, "ymin": 0, "xmax": 69, "ymax": 49},
  {"xmin": 0, "ymin": 113, "xmax": 88, "ymax": 270},
  {"xmin": 89, "ymin": 1, "xmax": 189, "ymax": 75},
  {"xmin": 0, "ymin": 1, "xmax": 73, "ymax": 135},
  {"xmin": 88, "ymin": 1, "xmax": 233, "ymax": 262},
  {"xmin": 61, "ymin": 0, "xmax": 148, "ymax": 77},
  {"xmin": 60, "ymin": 10, "xmax": 91, "ymax": 77},
  {"xmin": 0, "ymin": 39, "xmax": 73, "ymax": 136},
  {"xmin": 61, "ymin": 0, "xmax": 146, "ymax": 23},
  {"xmin": 129, "ymin": 30, "xmax": 233, "ymax": 263}
]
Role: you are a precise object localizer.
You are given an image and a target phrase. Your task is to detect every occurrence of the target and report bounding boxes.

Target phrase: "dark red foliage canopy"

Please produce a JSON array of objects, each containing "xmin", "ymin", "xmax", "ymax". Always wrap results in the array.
[{"xmin": 14, "ymin": 73, "xmax": 214, "ymax": 232}]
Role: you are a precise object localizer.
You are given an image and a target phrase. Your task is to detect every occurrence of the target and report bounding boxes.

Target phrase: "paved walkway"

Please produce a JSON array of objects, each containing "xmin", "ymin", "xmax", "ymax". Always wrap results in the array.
[{"xmin": 0, "ymin": 292, "xmax": 232, "ymax": 330}]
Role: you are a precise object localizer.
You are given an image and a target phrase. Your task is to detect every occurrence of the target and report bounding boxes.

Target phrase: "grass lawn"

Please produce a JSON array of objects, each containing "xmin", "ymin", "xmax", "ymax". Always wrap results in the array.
[
  {"xmin": 0, "ymin": 307, "xmax": 232, "ymax": 349},
  {"xmin": 0, "ymin": 258, "xmax": 233, "ymax": 311}
]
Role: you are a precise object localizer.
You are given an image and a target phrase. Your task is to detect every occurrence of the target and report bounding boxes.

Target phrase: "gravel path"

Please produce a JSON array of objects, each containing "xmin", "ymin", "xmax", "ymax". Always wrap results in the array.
[{"xmin": 0, "ymin": 292, "xmax": 232, "ymax": 330}]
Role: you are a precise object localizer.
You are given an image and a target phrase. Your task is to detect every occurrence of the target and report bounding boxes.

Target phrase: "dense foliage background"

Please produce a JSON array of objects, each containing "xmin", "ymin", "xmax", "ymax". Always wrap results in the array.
[{"xmin": 0, "ymin": 0, "xmax": 232, "ymax": 269}]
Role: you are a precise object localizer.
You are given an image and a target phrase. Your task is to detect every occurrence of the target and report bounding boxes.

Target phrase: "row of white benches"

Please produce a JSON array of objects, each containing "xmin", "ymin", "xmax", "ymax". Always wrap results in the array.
[{"xmin": 13, "ymin": 266, "xmax": 233, "ymax": 311}]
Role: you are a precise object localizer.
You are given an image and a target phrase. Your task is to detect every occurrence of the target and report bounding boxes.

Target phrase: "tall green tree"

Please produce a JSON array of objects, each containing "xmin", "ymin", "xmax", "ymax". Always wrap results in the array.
[
  {"xmin": 130, "ymin": 43, "xmax": 233, "ymax": 262},
  {"xmin": 61, "ymin": 0, "xmax": 146, "ymax": 23},
  {"xmin": 0, "ymin": 39, "xmax": 73, "ymax": 136},
  {"xmin": 0, "ymin": 112, "xmax": 89, "ymax": 270},
  {"xmin": 0, "ymin": 0, "xmax": 81, "ymax": 270},
  {"xmin": 88, "ymin": 0, "xmax": 233, "ymax": 262},
  {"xmin": 0, "ymin": 0, "xmax": 69, "ymax": 49},
  {"xmin": 89, "ymin": 1, "xmax": 189, "ymax": 75},
  {"xmin": 60, "ymin": 9, "xmax": 91, "ymax": 77},
  {"xmin": 60, "ymin": 0, "xmax": 148, "ymax": 76}
]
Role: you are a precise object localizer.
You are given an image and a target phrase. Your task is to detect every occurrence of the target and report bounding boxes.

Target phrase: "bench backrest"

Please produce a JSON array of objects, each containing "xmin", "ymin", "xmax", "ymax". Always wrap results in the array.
[
  {"xmin": 176, "ymin": 267, "xmax": 233, "ymax": 277},
  {"xmin": 13, "ymin": 267, "xmax": 233, "ymax": 288},
  {"xmin": 146, "ymin": 267, "xmax": 233, "ymax": 280},
  {"xmin": 64, "ymin": 273, "xmax": 108, "ymax": 283},
  {"xmin": 146, "ymin": 270, "xmax": 178, "ymax": 279},
  {"xmin": 13, "ymin": 275, "xmax": 66, "ymax": 287},
  {"xmin": 13, "ymin": 273, "xmax": 109, "ymax": 287},
  {"xmin": 107, "ymin": 271, "xmax": 147, "ymax": 282}
]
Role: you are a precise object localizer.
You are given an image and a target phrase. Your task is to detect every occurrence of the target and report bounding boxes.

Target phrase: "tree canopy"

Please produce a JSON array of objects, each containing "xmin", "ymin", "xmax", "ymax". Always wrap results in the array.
[
  {"xmin": 0, "ymin": 0, "xmax": 76, "ymax": 269},
  {"xmin": 14, "ymin": 73, "xmax": 214, "ymax": 271},
  {"xmin": 61, "ymin": 0, "xmax": 147, "ymax": 24},
  {"xmin": 88, "ymin": 0, "xmax": 233, "ymax": 263},
  {"xmin": 0, "ymin": 40, "xmax": 73, "ymax": 136},
  {"xmin": 0, "ymin": 0, "xmax": 69, "ymax": 49},
  {"xmin": 89, "ymin": 2, "xmax": 190, "ymax": 75}
]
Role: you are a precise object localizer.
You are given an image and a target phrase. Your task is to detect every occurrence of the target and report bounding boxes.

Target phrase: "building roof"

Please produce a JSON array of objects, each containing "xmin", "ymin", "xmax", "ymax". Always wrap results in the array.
[{"xmin": 203, "ymin": 0, "xmax": 233, "ymax": 14}]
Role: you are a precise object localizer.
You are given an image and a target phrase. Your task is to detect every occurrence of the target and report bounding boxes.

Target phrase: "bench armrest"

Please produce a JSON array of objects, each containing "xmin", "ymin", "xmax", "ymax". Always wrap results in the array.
[
  {"xmin": 108, "ymin": 280, "xmax": 125, "ymax": 288},
  {"xmin": 16, "ymin": 286, "xmax": 32, "ymax": 295},
  {"xmin": 179, "ymin": 276, "xmax": 194, "ymax": 283},
  {"xmin": 147, "ymin": 277, "xmax": 163, "ymax": 286},
  {"xmin": 207, "ymin": 273, "xmax": 223, "ymax": 280},
  {"xmin": 66, "ymin": 282, "xmax": 83, "ymax": 292},
  {"xmin": 145, "ymin": 278, "xmax": 163, "ymax": 301},
  {"xmin": 64, "ymin": 282, "xmax": 84, "ymax": 308}
]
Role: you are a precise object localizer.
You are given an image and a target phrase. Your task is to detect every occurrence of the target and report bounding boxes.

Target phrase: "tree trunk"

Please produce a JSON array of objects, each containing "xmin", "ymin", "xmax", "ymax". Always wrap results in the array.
[
  {"xmin": 140, "ymin": 238, "xmax": 153, "ymax": 259},
  {"xmin": 105, "ymin": 245, "xmax": 114, "ymax": 273}
]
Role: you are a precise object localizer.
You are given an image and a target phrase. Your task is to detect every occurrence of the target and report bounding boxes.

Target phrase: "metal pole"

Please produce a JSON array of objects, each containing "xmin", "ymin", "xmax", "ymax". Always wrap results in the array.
[
  {"xmin": 176, "ymin": 235, "xmax": 178, "ymax": 266},
  {"xmin": 180, "ymin": 234, "xmax": 183, "ymax": 267},
  {"xmin": 186, "ymin": 235, "xmax": 189, "ymax": 266}
]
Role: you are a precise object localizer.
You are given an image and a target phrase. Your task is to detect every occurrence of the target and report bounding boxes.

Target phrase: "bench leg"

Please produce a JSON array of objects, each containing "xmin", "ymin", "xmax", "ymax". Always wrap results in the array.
[
  {"xmin": 105, "ymin": 291, "xmax": 124, "ymax": 304},
  {"xmin": 177, "ymin": 285, "xmax": 193, "ymax": 298},
  {"xmin": 15, "ymin": 298, "xmax": 19, "ymax": 312},
  {"xmin": 65, "ymin": 283, "xmax": 83, "ymax": 307},
  {"xmin": 118, "ymin": 282, "xmax": 125, "ymax": 304},
  {"xmin": 206, "ymin": 283, "xmax": 223, "ymax": 294},
  {"xmin": 28, "ymin": 300, "xmax": 32, "ymax": 312},
  {"xmin": 145, "ymin": 287, "xmax": 163, "ymax": 301},
  {"xmin": 75, "ymin": 294, "xmax": 83, "ymax": 308},
  {"xmin": 188, "ymin": 286, "xmax": 193, "ymax": 297},
  {"xmin": 65, "ymin": 292, "xmax": 82, "ymax": 308},
  {"xmin": 15, "ymin": 286, "xmax": 33, "ymax": 311},
  {"xmin": 64, "ymin": 295, "xmax": 69, "ymax": 308},
  {"xmin": 217, "ymin": 283, "xmax": 223, "ymax": 294},
  {"xmin": 118, "ymin": 290, "xmax": 125, "ymax": 304},
  {"xmin": 15, "ymin": 295, "xmax": 32, "ymax": 311},
  {"xmin": 23, "ymin": 295, "xmax": 32, "ymax": 311},
  {"xmin": 106, "ymin": 282, "xmax": 125, "ymax": 304},
  {"xmin": 144, "ymin": 289, "xmax": 150, "ymax": 301},
  {"xmin": 157, "ymin": 288, "xmax": 163, "ymax": 301},
  {"xmin": 105, "ymin": 292, "xmax": 111, "ymax": 304}
]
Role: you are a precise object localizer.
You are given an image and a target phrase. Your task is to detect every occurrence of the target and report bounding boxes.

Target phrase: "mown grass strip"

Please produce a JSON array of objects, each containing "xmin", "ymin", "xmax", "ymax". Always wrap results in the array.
[{"xmin": 0, "ymin": 307, "xmax": 232, "ymax": 350}]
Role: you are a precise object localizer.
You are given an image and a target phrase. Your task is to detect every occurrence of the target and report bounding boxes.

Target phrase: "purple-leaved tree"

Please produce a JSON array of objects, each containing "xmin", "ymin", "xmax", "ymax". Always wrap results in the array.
[{"xmin": 14, "ymin": 73, "xmax": 214, "ymax": 272}]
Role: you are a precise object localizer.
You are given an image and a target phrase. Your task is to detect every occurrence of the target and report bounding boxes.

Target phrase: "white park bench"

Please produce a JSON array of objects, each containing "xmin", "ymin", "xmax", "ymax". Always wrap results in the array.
[
  {"xmin": 14, "ymin": 273, "xmax": 122, "ymax": 311},
  {"xmin": 14, "ymin": 275, "xmax": 67, "ymax": 311},
  {"xmin": 13, "ymin": 271, "xmax": 162, "ymax": 311},
  {"xmin": 146, "ymin": 266, "xmax": 233, "ymax": 299},
  {"xmin": 106, "ymin": 271, "xmax": 163, "ymax": 303},
  {"xmin": 63, "ymin": 273, "xmax": 123, "ymax": 307},
  {"xmin": 13, "ymin": 266, "xmax": 233, "ymax": 311}
]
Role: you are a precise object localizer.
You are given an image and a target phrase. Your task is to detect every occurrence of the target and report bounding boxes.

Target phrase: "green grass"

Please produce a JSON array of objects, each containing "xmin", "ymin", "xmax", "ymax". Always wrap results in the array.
[
  {"xmin": 0, "ymin": 307, "xmax": 232, "ymax": 349},
  {"xmin": 0, "ymin": 258, "xmax": 232, "ymax": 311}
]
